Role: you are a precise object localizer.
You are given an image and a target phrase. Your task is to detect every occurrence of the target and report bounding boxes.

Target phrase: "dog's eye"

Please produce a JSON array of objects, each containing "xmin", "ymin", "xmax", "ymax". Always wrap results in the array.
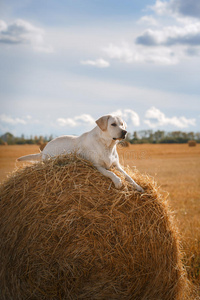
[{"xmin": 111, "ymin": 123, "xmax": 117, "ymax": 126}]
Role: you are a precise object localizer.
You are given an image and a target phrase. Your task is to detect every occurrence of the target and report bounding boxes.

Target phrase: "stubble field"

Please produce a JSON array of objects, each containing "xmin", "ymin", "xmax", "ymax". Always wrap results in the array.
[{"xmin": 0, "ymin": 143, "xmax": 200, "ymax": 289}]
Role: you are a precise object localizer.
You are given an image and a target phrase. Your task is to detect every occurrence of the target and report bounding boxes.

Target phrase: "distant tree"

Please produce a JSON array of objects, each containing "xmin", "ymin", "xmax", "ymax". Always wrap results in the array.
[
  {"xmin": 153, "ymin": 130, "xmax": 165, "ymax": 143},
  {"xmin": 195, "ymin": 132, "xmax": 200, "ymax": 142},
  {"xmin": 0, "ymin": 138, "xmax": 5, "ymax": 145},
  {"xmin": 149, "ymin": 131, "xmax": 154, "ymax": 143},
  {"xmin": 130, "ymin": 131, "xmax": 139, "ymax": 144},
  {"xmin": 34, "ymin": 135, "xmax": 38, "ymax": 143},
  {"xmin": 187, "ymin": 132, "xmax": 195, "ymax": 140},
  {"xmin": 48, "ymin": 134, "xmax": 54, "ymax": 142},
  {"xmin": 125, "ymin": 132, "xmax": 132, "ymax": 142},
  {"xmin": 133, "ymin": 131, "xmax": 138, "ymax": 140},
  {"xmin": 0, "ymin": 132, "xmax": 15, "ymax": 144}
]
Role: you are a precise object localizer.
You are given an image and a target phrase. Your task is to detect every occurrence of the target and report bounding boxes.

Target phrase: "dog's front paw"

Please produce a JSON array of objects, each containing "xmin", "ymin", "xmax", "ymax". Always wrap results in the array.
[
  {"xmin": 114, "ymin": 178, "xmax": 122, "ymax": 189},
  {"xmin": 130, "ymin": 181, "xmax": 144, "ymax": 193},
  {"xmin": 135, "ymin": 184, "xmax": 144, "ymax": 193}
]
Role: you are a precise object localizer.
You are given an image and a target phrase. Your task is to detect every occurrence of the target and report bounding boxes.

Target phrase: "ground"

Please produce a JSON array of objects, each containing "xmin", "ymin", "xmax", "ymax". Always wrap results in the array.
[{"xmin": 0, "ymin": 143, "xmax": 200, "ymax": 288}]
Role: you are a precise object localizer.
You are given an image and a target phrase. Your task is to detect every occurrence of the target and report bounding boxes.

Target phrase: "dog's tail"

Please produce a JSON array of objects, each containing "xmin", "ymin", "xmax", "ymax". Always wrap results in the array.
[{"xmin": 17, "ymin": 153, "xmax": 42, "ymax": 162}]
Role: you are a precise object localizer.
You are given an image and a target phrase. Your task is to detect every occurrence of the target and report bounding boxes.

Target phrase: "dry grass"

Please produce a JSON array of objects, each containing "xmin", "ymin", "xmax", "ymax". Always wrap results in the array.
[
  {"xmin": 0, "ymin": 145, "xmax": 39, "ymax": 181},
  {"xmin": 0, "ymin": 144, "xmax": 200, "ymax": 297},
  {"xmin": 0, "ymin": 154, "xmax": 191, "ymax": 299}
]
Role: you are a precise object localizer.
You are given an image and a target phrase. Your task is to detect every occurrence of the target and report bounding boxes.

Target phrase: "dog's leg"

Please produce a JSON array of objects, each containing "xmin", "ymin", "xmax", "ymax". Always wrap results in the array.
[
  {"xmin": 17, "ymin": 153, "xmax": 42, "ymax": 162},
  {"xmin": 96, "ymin": 166, "xmax": 122, "ymax": 189},
  {"xmin": 115, "ymin": 163, "xmax": 144, "ymax": 192}
]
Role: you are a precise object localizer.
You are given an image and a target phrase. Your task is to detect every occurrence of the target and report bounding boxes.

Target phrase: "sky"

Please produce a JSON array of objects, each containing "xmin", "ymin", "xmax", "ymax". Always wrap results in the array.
[{"xmin": 0, "ymin": 0, "xmax": 200, "ymax": 137}]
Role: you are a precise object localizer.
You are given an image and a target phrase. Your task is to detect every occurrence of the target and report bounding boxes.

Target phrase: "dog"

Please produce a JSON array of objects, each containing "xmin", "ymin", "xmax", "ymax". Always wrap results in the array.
[{"xmin": 17, "ymin": 114, "xmax": 144, "ymax": 192}]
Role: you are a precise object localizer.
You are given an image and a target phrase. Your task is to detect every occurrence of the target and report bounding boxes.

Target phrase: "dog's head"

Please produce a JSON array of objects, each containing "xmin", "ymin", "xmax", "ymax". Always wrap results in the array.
[{"xmin": 96, "ymin": 114, "xmax": 127, "ymax": 141}]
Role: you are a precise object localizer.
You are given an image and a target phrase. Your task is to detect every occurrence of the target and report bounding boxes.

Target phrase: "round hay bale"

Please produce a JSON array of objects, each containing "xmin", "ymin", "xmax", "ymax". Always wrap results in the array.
[
  {"xmin": 188, "ymin": 140, "xmax": 196, "ymax": 147},
  {"xmin": 0, "ymin": 155, "xmax": 189, "ymax": 300},
  {"xmin": 118, "ymin": 140, "xmax": 130, "ymax": 148},
  {"xmin": 0, "ymin": 141, "xmax": 8, "ymax": 145}
]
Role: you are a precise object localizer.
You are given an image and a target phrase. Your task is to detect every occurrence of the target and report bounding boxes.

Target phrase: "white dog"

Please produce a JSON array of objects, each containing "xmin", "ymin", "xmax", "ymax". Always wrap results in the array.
[{"xmin": 17, "ymin": 114, "xmax": 144, "ymax": 192}]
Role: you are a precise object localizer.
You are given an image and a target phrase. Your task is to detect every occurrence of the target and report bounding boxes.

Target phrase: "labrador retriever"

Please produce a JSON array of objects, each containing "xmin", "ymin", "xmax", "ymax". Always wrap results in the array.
[{"xmin": 17, "ymin": 114, "xmax": 144, "ymax": 192}]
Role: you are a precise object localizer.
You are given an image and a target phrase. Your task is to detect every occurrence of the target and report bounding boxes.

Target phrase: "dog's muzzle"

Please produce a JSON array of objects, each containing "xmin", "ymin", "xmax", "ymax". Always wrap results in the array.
[
  {"xmin": 121, "ymin": 130, "xmax": 127, "ymax": 139},
  {"xmin": 113, "ymin": 130, "xmax": 127, "ymax": 141}
]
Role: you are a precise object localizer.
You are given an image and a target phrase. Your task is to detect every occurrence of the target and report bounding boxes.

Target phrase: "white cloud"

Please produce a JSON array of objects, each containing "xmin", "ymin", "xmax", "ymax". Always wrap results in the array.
[
  {"xmin": 57, "ymin": 110, "xmax": 140, "ymax": 130},
  {"xmin": 74, "ymin": 114, "xmax": 96, "ymax": 125},
  {"xmin": 103, "ymin": 42, "xmax": 178, "ymax": 65},
  {"xmin": 0, "ymin": 20, "xmax": 7, "ymax": 32},
  {"xmin": 0, "ymin": 114, "xmax": 41, "ymax": 131},
  {"xmin": 151, "ymin": 0, "xmax": 200, "ymax": 20},
  {"xmin": 111, "ymin": 109, "xmax": 140, "ymax": 127},
  {"xmin": 57, "ymin": 118, "xmax": 77, "ymax": 127},
  {"xmin": 136, "ymin": 22, "xmax": 200, "ymax": 46},
  {"xmin": 144, "ymin": 107, "xmax": 196, "ymax": 128},
  {"xmin": 132, "ymin": 1, "xmax": 200, "ymax": 64},
  {"xmin": 151, "ymin": 0, "xmax": 173, "ymax": 16},
  {"xmin": 26, "ymin": 115, "xmax": 32, "ymax": 120},
  {"xmin": 0, "ymin": 114, "xmax": 27, "ymax": 125},
  {"xmin": 80, "ymin": 58, "xmax": 110, "ymax": 68},
  {"xmin": 0, "ymin": 19, "xmax": 53, "ymax": 53},
  {"xmin": 57, "ymin": 114, "xmax": 96, "ymax": 127},
  {"xmin": 138, "ymin": 15, "xmax": 158, "ymax": 26},
  {"xmin": 103, "ymin": 43, "xmax": 134, "ymax": 63}
]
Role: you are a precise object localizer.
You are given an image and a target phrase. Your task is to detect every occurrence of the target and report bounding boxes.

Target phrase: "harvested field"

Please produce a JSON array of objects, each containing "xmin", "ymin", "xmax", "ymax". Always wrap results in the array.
[{"xmin": 0, "ymin": 145, "xmax": 39, "ymax": 181}]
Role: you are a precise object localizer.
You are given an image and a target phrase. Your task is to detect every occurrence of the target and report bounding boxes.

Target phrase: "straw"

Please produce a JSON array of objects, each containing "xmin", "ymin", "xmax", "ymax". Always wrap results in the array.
[{"xmin": 0, "ymin": 154, "xmax": 191, "ymax": 299}]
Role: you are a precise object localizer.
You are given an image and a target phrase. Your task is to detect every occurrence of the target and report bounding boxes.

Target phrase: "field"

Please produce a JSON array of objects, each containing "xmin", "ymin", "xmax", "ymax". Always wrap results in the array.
[{"xmin": 0, "ymin": 144, "xmax": 200, "ymax": 290}]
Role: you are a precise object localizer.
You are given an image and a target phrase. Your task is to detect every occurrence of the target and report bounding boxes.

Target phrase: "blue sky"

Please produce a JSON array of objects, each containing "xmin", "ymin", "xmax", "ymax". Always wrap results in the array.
[{"xmin": 0, "ymin": 0, "xmax": 200, "ymax": 137}]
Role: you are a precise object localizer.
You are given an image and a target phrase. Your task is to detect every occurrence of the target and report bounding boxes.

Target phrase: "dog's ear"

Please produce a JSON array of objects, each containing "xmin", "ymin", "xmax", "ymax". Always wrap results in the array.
[{"xmin": 96, "ymin": 115, "xmax": 110, "ymax": 131}]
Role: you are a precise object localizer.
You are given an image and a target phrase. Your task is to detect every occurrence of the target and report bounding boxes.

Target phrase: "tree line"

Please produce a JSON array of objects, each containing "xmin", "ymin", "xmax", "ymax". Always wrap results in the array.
[
  {"xmin": 0, "ymin": 133, "xmax": 53, "ymax": 145},
  {"xmin": 0, "ymin": 130, "xmax": 200, "ymax": 145},
  {"xmin": 127, "ymin": 130, "xmax": 200, "ymax": 144}
]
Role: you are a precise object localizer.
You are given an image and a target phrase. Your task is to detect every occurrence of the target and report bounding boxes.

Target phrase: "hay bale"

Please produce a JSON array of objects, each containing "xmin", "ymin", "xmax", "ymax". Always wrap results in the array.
[
  {"xmin": 118, "ymin": 140, "xmax": 130, "ymax": 148},
  {"xmin": 0, "ymin": 155, "xmax": 189, "ymax": 300},
  {"xmin": 188, "ymin": 140, "xmax": 196, "ymax": 147}
]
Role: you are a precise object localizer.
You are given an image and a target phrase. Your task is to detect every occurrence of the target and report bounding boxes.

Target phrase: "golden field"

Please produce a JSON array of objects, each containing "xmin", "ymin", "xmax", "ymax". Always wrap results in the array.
[{"xmin": 0, "ymin": 143, "xmax": 200, "ymax": 288}]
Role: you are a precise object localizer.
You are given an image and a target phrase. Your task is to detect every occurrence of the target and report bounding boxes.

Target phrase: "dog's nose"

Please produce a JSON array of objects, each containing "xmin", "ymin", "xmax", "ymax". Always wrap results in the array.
[{"xmin": 122, "ymin": 130, "xmax": 127, "ymax": 135}]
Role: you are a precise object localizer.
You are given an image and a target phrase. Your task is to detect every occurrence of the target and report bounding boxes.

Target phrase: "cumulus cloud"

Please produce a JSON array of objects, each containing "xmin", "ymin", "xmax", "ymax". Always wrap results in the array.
[
  {"xmin": 151, "ymin": 0, "xmax": 176, "ymax": 16},
  {"xmin": 111, "ymin": 109, "xmax": 140, "ymax": 127},
  {"xmin": 0, "ymin": 114, "xmax": 40, "ymax": 127},
  {"xmin": 136, "ymin": 23, "xmax": 200, "ymax": 46},
  {"xmin": 74, "ymin": 114, "xmax": 95, "ymax": 124},
  {"xmin": 138, "ymin": 16, "xmax": 158, "ymax": 26},
  {"xmin": 103, "ymin": 42, "xmax": 178, "ymax": 65},
  {"xmin": 133, "ymin": 0, "xmax": 200, "ymax": 62},
  {"xmin": 103, "ymin": 43, "xmax": 134, "ymax": 63},
  {"xmin": 144, "ymin": 107, "xmax": 196, "ymax": 128},
  {"xmin": 57, "ymin": 114, "xmax": 96, "ymax": 127},
  {"xmin": 79, "ymin": 1, "xmax": 200, "ymax": 67},
  {"xmin": 57, "ymin": 110, "xmax": 140, "ymax": 129},
  {"xmin": 0, "ymin": 20, "xmax": 7, "ymax": 32},
  {"xmin": 0, "ymin": 19, "xmax": 53, "ymax": 53},
  {"xmin": 80, "ymin": 58, "xmax": 110, "ymax": 68},
  {"xmin": 0, "ymin": 114, "xmax": 27, "ymax": 125},
  {"xmin": 151, "ymin": 0, "xmax": 200, "ymax": 20},
  {"xmin": 57, "ymin": 118, "xmax": 77, "ymax": 127}
]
